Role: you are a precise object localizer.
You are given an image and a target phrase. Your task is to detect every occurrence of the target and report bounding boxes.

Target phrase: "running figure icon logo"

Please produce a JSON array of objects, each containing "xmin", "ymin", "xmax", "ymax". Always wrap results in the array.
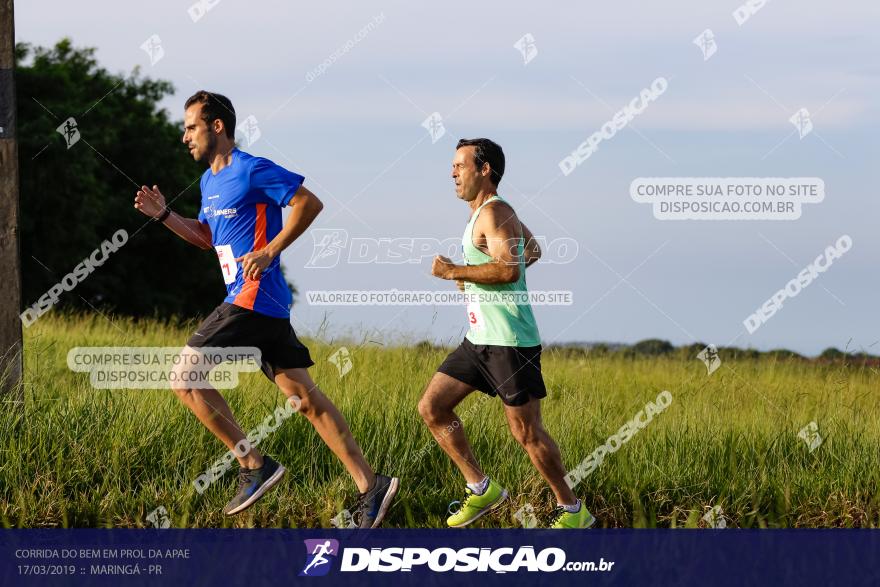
[
  {"xmin": 692, "ymin": 29, "xmax": 717, "ymax": 61},
  {"xmin": 299, "ymin": 539, "xmax": 339, "ymax": 577},
  {"xmin": 421, "ymin": 112, "xmax": 446, "ymax": 144},
  {"xmin": 305, "ymin": 229, "xmax": 349, "ymax": 268},
  {"xmin": 513, "ymin": 33, "xmax": 538, "ymax": 65},
  {"xmin": 56, "ymin": 117, "xmax": 80, "ymax": 149}
]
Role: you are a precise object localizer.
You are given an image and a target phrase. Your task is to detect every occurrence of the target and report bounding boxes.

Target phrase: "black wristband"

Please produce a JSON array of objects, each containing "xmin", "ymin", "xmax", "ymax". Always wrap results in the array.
[{"xmin": 155, "ymin": 207, "xmax": 171, "ymax": 223}]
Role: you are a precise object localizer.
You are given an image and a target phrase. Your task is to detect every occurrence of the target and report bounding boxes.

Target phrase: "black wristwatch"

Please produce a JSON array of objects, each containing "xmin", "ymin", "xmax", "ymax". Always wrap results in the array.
[{"xmin": 155, "ymin": 207, "xmax": 171, "ymax": 223}]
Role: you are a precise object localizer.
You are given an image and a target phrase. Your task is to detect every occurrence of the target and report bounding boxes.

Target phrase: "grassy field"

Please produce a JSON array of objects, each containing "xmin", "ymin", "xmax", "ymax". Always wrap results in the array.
[{"xmin": 1, "ymin": 312, "xmax": 878, "ymax": 529}]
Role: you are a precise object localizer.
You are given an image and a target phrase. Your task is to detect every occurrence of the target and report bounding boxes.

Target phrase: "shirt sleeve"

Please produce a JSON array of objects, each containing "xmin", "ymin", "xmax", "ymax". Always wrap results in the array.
[{"xmin": 249, "ymin": 157, "xmax": 305, "ymax": 207}]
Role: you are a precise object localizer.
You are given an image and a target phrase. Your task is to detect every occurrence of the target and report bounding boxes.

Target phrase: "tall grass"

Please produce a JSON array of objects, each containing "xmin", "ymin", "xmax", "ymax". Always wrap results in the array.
[{"xmin": 1, "ymin": 312, "xmax": 878, "ymax": 528}]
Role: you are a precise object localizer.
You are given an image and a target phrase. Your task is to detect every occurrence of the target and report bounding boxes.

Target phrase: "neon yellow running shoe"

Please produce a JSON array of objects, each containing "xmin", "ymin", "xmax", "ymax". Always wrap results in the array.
[
  {"xmin": 446, "ymin": 480, "xmax": 508, "ymax": 528},
  {"xmin": 549, "ymin": 505, "xmax": 596, "ymax": 529}
]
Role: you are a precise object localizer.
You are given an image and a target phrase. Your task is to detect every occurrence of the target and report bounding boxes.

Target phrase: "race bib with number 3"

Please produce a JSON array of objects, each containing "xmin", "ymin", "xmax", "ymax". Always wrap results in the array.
[
  {"xmin": 466, "ymin": 302, "xmax": 484, "ymax": 331},
  {"xmin": 215, "ymin": 244, "xmax": 237, "ymax": 285}
]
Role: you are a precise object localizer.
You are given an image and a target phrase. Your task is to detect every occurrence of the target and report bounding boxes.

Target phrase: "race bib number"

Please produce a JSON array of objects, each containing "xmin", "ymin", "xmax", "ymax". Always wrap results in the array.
[
  {"xmin": 215, "ymin": 245, "xmax": 237, "ymax": 284},
  {"xmin": 467, "ymin": 302, "xmax": 484, "ymax": 331}
]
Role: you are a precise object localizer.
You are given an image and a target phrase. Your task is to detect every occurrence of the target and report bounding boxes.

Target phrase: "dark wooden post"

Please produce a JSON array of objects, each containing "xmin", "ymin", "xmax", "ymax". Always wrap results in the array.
[{"xmin": 0, "ymin": 0, "xmax": 23, "ymax": 399}]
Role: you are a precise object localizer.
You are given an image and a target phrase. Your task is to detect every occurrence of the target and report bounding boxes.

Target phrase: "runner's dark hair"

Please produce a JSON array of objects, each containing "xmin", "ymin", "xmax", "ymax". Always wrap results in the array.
[{"xmin": 456, "ymin": 138, "xmax": 505, "ymax": 186}]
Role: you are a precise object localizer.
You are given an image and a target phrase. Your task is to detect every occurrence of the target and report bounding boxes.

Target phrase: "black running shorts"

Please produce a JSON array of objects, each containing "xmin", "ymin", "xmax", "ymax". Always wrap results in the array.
[
  {"xmin": 437, "ymin": 337, "xmax": 547, "ymax": 406},
  {"xmin": 186, "ymin": 303, "xmax": 314, "ymax": 381}
]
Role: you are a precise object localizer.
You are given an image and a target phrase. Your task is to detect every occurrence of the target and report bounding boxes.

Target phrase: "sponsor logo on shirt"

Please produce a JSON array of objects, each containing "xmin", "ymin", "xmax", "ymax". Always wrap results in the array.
[{"xmin": 203, "ymin": 195, "xmax": 238, "ymax": 219}]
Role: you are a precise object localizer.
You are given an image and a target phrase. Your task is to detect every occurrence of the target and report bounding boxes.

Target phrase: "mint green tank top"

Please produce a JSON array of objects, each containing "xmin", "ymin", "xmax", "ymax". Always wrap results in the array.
[{"xmin": 462, "ymin": 195, "xmax": 541, "ymax": 347}]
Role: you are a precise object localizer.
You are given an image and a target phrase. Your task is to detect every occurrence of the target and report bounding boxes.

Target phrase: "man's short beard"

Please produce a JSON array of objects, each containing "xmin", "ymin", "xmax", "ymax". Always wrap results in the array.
[{"xmin": 197, "ymin": 132, "xmax": 218, "ymax": 163}]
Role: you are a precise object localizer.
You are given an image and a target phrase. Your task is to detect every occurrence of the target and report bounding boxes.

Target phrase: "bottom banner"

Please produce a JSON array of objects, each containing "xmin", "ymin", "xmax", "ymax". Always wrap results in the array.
[{"xmin": 3, "ymin": 529, "xmax": 879, "ymax": 586}]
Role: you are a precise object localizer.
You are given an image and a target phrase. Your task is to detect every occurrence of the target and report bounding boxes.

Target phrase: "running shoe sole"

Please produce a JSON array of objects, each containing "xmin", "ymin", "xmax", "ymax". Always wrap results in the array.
[
  {"xmin": 369, "ymin": 476, "xmax": 400, "ymax": 528},
  {"xmin": 448, "ymin": 488, "xmax": 509, "ymax": 528},
  {"xmin": 224, "ymin": 464, "xmax": 287, "ymax": 516}
]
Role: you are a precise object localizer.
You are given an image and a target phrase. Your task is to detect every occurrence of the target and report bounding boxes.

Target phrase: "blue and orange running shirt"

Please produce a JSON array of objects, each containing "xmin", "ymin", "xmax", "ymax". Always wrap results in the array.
[{"xmin": 198, "ymin": 148, "xmax": 304, "ymax": 318}]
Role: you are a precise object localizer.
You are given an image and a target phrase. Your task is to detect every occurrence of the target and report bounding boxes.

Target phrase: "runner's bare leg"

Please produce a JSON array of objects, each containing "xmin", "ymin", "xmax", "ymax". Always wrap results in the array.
[
  {"xmin": 171, "ymin": 346, "xmax": 263, "ymax": 469},
  {"xmin": 274, "ymin": 367, "xmax": 375, "ymax": 493},
  {"xmin": 504, "ymin": 398, "xmax": 577, "ymax": 504},
  {"xmin": 418, "ymin": 372, "xmax": 485, "ymax": 484}
]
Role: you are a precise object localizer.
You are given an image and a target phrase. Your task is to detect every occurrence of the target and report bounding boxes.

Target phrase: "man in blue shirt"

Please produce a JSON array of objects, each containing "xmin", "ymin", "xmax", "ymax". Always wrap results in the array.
[{"xmin": 134, "ymin": 91, "xmax": 398, "ymax": 526}]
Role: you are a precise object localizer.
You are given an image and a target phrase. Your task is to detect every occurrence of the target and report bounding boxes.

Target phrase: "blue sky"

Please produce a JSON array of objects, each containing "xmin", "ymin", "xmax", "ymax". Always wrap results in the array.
[{"xmin": 17, "ymin": 1, "xmax": 880, "ymax": 355}]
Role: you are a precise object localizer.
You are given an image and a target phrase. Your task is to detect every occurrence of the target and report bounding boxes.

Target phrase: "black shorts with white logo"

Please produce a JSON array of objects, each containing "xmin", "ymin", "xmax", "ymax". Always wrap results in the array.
[
  {"xmin": 186, "ymin": 303, "xmax": 314, "ymax": 382},
  {"xmin": 437, "ymin": 337, "xmax": 547, "ymax": 406}
]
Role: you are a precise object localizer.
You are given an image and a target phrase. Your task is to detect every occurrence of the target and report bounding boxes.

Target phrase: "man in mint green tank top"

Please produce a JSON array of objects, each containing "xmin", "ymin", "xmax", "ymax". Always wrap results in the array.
[{"xmin": 419, "ymin": 138, "xmax": 596, "ymax": 529}]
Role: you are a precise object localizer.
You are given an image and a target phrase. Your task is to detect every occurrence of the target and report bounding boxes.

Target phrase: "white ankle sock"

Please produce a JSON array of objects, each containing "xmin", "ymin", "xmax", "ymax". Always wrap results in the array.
[
  {"xmin": 466, "ymin": 476, "xmax": 490, "ymax": 495},
  {"xmin": 559, "ymin": 499, "xmax": 581, "ymax": 513}
]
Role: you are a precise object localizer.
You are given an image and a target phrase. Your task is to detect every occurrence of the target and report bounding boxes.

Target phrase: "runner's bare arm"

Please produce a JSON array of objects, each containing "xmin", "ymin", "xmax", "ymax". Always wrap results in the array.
[
  {"xmin": 521, "ymin": 222, "xmax": 541, "ymax": 267},
  {"xmin": 431, "ymin": 203, "xmax": 521, "ymax": 285},
  {"xmin": 134, "ymin": 185, "xmax": 213, "ymax": 249},
  {"xmin": 265, "ymin": 185, "xmax": 324, "ymax": 256},
  {"xmin": 237, "ymin": 184, "xmax": 324, "ymax": 280}
]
